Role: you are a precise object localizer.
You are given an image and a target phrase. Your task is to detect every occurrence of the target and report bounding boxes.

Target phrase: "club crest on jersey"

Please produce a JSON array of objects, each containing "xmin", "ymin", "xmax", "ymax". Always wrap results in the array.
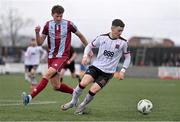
[
  {"xmin": 102, "ymin": 41, "xmax": 106, "ymax": 45},
  {"xmin": 115, "ymin": 44, "xmax": 120, "ymax": 49}
]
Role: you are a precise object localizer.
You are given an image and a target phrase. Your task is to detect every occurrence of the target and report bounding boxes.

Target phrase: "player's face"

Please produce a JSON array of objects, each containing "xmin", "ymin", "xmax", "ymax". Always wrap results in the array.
[
  {"xmin": 111, "ymin": 26, "xmax": 124, "ymax": 38},
  {"xmin": 31, "ymin": 41, "xmax": 37, "ymax": 47},
  {"xmin": 52, "ymin": 13, "xmax": 63, "ymax": 23}
]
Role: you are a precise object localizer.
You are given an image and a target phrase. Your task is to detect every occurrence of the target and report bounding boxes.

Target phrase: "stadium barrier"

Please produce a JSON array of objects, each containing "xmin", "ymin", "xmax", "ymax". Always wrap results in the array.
[
  {"xmin": 0, "ymin": 63, "xmax": 80, "ymax": 75},
  {"xmin": 158, "ymin": 66, "xmax": 180, "ymax": 79},
  {"xmin": 0, "ymin": 63, "xmax": 179, "ymax": 79},
  {"xmin": 125, "ymin": 66, "xmax": 158, "ymax": 78}
]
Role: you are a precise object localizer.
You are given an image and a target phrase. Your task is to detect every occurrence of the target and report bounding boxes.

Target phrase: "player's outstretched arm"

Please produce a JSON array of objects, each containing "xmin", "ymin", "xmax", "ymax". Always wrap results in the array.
[{"xmin": 75, "ymin": 31, "xmax": 88, "ymax": 47}]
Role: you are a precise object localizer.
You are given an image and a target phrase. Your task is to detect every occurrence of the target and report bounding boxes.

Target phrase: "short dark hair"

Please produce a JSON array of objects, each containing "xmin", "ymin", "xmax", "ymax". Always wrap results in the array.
[
  {"xmin": 112, "ymin": 19, "xmax": 125, "ymax": 27},
  {"xmin": 51, "ymin": 5, "xmax": 64, "ymax": 14}
]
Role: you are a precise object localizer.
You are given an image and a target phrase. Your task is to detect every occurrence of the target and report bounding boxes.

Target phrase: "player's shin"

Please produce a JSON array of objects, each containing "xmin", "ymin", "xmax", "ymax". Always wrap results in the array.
[
  {"xmin": 80, "ymin": 90, "xmax": 95, "ymax": 107},
  {"xmin": 71, "ymin": 84, "xmax": 84, "ymax": 104},
  {"xmin": 31, "ymin": 78, "xmax": 48, "ymax": 98}
]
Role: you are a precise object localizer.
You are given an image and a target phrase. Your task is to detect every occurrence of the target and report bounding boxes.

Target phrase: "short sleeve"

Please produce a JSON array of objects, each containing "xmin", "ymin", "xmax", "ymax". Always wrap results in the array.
[
  {"xmin": 69, "ymin": 21, "xmax": 78, "ymax": 33},
  {"xmin": 42, "ymin": 22, "xmax": 49, "ymax": 35},
  {"xmin": 91, "ymin": 36, "xmax": 101, "ymax": 48}
]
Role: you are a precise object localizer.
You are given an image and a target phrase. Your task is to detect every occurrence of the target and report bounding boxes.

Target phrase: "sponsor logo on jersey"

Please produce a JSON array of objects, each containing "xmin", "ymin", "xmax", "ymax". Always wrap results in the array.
[{"xmin": 103, "ymin": 50, "xmax": 114, "ymax": 58}]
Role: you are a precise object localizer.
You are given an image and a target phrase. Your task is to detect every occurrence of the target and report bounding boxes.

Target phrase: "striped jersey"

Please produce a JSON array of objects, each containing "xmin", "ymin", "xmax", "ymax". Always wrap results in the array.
[
  {"xmin": 42, "ymin": 19, "xmax": 78, "ymax": 58},
  {"xmin": 91, "ymin": 33, "xmax": 129, "ymax": 73}
]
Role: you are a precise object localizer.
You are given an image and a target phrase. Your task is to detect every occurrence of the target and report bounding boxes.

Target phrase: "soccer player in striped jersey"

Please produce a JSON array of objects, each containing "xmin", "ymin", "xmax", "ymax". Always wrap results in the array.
[
  {"xmin": 22, "ymin": 5, "xmax": 88, "ymax": 106},
  {"xmin": 61, "ymin": 19, "xmax": 131, "ymax": 114}
]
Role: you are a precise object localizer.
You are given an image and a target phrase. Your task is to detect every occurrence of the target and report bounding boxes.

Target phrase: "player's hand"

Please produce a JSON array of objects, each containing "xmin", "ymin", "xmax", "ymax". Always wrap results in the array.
[
  {"xmin": 118, "ymin": 71, "xmax": 125, "ymax": 80},
  {"xmin": 88, "ymin": 51, "xmax": 94, "ymax": 58},
  {"xmin": 35, "ymin": 25, "xmax": 41, "ymax": 33},
  {"xmin": 81, "ymin": 56, "xmax": 88, "ymax": 65},
  {"xmin": 66, "ymin": 60, "xmax": 71, "ymax": 64}
]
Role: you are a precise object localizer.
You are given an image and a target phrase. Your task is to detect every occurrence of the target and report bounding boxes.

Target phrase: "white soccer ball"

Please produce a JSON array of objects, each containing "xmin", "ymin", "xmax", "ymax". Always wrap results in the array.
[{"xmin": 137, "ymin": 99, "xmax": 153, "ymax": 114}]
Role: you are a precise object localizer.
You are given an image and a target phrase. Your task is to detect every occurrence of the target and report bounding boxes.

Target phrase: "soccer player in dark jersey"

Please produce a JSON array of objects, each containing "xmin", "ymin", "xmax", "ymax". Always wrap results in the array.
[
  {"xmin": 22, "ymin": 5, "xmax": 88, "ymax": 106},
  {"xmin": 60, "ymin": 46, "xmax": 81, "ymax": 83}
]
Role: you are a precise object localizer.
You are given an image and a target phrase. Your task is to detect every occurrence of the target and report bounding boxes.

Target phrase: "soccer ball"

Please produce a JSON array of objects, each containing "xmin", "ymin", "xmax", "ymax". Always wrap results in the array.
[{"xmin": 137, "ymin": 99, "xmax": 153, "ymax": 114}]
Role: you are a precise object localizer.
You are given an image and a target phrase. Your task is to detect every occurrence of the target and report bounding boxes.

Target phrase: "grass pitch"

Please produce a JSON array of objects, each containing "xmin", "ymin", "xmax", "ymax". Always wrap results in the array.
[{"xmin": 0, "ymin": 74, "xmax": 180, "ymax": 121}]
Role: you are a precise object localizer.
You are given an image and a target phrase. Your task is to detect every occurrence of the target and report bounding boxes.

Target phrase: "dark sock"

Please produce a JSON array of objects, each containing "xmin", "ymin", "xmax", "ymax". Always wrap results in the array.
[{"xmin": 59, "ymin": 83, "xmax": 73, "ymax": 94}]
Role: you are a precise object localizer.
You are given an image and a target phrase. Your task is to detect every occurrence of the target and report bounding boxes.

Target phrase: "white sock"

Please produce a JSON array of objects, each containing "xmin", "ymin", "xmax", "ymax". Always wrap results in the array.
[
  {"xmin": 28, "ymin": 95, "xmax": 32, "ymax": 101},
  {"xmin": 71, "ymin": 85, "xmax": 83, "ymax": 104},
  {"xmin": 80, "ymin": 93, "xmax": 94, "ymax": 107}
]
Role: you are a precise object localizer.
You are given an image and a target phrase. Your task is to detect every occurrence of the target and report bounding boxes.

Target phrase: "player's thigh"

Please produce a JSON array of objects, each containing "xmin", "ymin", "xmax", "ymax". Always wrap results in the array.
[
  {"xmin": 43, "ymin": 67, "xmax": 57, "ymax": 79},
  {"xmin": 80, "ymin": 74, "xmax": 94, "ymax": 87},
  {"xmin": 48, "ymin": 57, "xmax": 68, "ymax": 72},
  {"xmin": 89, "ymin": 82, "xmax": 102, "ymax": 94}
]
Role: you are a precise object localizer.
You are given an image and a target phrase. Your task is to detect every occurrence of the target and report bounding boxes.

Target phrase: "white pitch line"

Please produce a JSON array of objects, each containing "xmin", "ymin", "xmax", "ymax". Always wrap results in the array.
[
  {"xmin": 0, "ymin": 99, "xmax": 55, "ymax": 103},
  {"xmin": 0, "ymin": 100, "xmax": 56, "ymax": 102},
  {"xmin": 0, "ymin": 101, "xmax": 57, "ymax": 107},
  {"xmin": 0, "ymin": 100, "xmax": 22, "ymax": 102}
]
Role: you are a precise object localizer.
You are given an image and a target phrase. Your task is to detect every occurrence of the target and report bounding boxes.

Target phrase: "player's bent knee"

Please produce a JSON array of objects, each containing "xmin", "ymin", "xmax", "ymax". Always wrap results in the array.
[
  {"xmin": 51, "ymin": 83, "xmax": 60, "ymax": 90},
  {"xmin": 53, "ymin": 87, "xmax": 59, "ymax": 91},
  {"xmin": 90, "ymin": 83, "xmax": 102, "ymax": 94},
  {"xmin": 79, "ymin": 82, "xmax": 88, "ymax": 88},
  {"xmin": 90, "ymin": 88, "xmax": 100, "ymax": 94}
]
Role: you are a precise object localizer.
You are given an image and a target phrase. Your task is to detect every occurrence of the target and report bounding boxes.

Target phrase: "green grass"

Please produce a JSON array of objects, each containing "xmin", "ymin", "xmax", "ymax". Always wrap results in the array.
[{"xmin": 0, "ymin": 74, "xmax": 180, "ymax": 121}]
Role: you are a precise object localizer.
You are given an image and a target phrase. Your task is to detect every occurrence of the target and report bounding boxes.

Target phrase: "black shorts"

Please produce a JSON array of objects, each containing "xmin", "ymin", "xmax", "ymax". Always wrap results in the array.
[
  {"xmin": 25, "ymin": 65, "xmax": 38, "ymax": 72},
  {"xmin": 85, "ymin": 65, "xmax": 113, "ymax": 88},
  {"xmin": 63, "ymin": 61, "xmax": 75, "ymax": 73}
]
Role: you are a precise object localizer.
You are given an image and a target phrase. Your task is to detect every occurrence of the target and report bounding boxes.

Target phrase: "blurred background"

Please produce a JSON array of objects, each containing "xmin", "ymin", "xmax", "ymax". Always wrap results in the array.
[{"xmin": 0, "ymin": 0, "xmax": 179, "ymax": 79}]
